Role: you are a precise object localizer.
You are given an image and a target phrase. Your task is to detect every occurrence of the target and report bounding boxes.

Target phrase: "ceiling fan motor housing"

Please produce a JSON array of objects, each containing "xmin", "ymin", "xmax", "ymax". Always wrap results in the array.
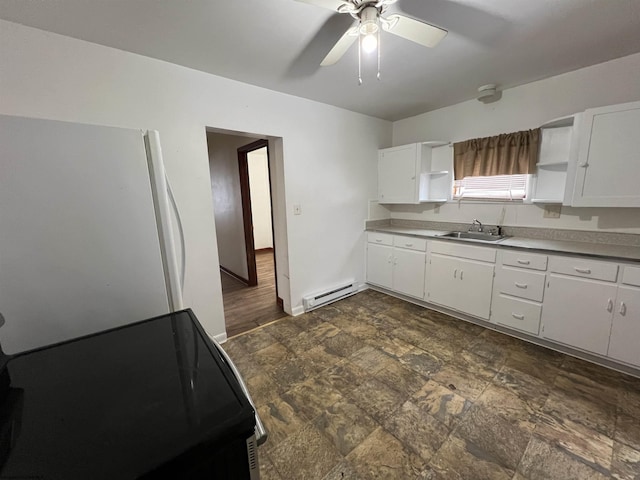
[{"xmin": 359, "ymin": 6, "xmax": 380, "ymax": 35}]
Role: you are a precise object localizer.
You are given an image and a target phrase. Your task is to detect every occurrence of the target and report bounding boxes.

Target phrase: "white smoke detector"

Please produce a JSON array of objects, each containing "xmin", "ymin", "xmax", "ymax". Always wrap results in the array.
[{"xmin": 477, "ymin": 84, "xmax": 500, "ymax": 103}]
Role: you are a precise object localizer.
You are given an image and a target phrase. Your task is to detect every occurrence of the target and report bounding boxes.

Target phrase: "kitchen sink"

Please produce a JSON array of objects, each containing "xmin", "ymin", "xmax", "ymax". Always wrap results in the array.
[{"xmin": 439, "ymin": 231, "xmax": 508, "ymax": 242}]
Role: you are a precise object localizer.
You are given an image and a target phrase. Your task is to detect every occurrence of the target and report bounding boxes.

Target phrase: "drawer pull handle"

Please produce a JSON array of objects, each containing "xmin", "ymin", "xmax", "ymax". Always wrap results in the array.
[
  {"xmin": 517, "ymin": 260, "xmax": 530, "ymax": 265},
  {"xmin": 454, "ymin": 269, "xmax": 457, "ymax": 279},
  {"xmin": 620, "ymin": 302, "xmax": 627, "ymax": 316},
  {"xmin": 515, "ymin": 282, "xmax": 528, "ymax": 289},
  {"xmin": 511, "ymin": 313, "xmax": 525, "ymax": 320},
  {"xmin": 405, "ymin": 243, "xmax": 413, "ymax": 247},
  {"xmin": 607, "ymin": 298, "xmax": 613, "ymax": 312},
  {"xmin": 375, "ymin": 239, "xmax": 383, "ymax": 243},
  {"xmin": 460, "ymin": 270, "xmax": 464, "ymax": 280},
  {"xmin": 575, "ymin": 267, "xmax": 591, "ymax": 274}
]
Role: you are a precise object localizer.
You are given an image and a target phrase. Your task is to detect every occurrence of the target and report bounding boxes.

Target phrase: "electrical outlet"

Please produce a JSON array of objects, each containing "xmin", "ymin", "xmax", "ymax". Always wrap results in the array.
[
  {"xmin": 543, "ymin": 205, "xmax": 561, "ymax": 218},
  {"xmin": 293, "ymin": 204, "xmax": 302, "ymax": 215}
]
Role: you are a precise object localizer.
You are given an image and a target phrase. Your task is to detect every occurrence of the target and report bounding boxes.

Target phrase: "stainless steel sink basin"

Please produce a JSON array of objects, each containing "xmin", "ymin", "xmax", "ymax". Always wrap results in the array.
[{"xmin": 439, "ymin": 231, "xmax": 508, "ymax": 242}]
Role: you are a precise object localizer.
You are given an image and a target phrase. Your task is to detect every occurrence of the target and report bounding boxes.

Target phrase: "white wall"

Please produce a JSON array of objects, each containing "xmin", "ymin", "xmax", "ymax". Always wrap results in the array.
[
  {"xmin": 0, "ymin": 20, "xmax": 392, "ymax": 334},
  {"xmin": 248, "ymin": 148, "xmax": 274, "ymax": 250},
  {"xmin": 391, "ymin": 53, "xmax": 640, "ymax": 233},
  {"xmin": 207, "ymin": 132, "xmax": 259, "ymax": 280}
]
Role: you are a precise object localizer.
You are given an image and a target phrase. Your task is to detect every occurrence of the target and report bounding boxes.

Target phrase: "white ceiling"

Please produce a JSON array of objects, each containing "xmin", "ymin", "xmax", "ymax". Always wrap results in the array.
[{"xmin": 2, "ymin": 0, "xmax": 640, "ymax": 120}]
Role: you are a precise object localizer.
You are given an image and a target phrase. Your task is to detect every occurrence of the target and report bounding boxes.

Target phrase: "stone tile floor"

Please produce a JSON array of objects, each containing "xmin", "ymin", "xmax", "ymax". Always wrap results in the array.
[{"xmin": 222, "ymin": 290, "xmax": 640, "ymax": 479}]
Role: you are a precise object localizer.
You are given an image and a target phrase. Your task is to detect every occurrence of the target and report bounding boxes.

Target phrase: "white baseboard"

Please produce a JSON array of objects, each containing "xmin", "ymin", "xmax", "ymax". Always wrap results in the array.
[
  {"xmin": 291, "ymin": 305, "xmax": 305, "ymax": 316},
  {"xmin": 212, "ymin": 332, "xmax": 228, "ymax": 344}
]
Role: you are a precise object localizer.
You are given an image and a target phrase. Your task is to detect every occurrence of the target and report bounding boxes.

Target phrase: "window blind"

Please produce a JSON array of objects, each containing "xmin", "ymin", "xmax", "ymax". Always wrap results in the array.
[{"xmin": 453, "ymin": 174, "xmax": 528, "ymax": 200}]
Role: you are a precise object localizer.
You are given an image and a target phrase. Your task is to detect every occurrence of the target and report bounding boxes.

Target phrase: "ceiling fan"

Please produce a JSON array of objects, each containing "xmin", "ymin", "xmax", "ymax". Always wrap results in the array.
[{"xmin": 296, "ymin": 0, "xmax": 447, "ymax": 80}]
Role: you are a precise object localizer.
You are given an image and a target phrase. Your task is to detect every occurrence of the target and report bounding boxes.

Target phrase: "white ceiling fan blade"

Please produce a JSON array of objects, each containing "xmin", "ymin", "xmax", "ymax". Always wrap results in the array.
[
  {"xmin": 294, "ymin": 0, "xmax": 351, "ymax": 12},
  {"xmin": 321, "ymin": 26, "xmax": 359, "ymax": 66},
  {"xmin": 383, "ymin": 14, "xmax": 447, "ymax": 48}
]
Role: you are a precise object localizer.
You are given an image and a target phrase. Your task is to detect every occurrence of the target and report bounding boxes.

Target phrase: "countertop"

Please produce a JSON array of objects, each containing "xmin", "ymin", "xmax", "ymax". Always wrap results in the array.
[{"xmin": 366, "ymin": 226, "xmax": 640, "ymax": 262}]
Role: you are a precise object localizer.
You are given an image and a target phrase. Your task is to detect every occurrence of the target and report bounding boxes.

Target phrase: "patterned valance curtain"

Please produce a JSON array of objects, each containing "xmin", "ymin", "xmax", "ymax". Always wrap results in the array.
[{"xmin": 453, "ymin": 129, "xmax": 541, "ymax": 180}]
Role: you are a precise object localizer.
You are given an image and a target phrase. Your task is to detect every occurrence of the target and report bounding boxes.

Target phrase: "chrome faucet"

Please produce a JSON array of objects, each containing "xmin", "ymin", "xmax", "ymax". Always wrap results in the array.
[{"xmin": 470, "ymin": 219, "xmax": 483, "ymax": 232}]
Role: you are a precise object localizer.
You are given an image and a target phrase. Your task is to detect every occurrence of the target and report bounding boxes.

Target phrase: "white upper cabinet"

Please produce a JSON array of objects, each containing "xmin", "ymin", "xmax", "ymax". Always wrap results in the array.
[
  {"xmin": 378, "ymin": 142, "xmax": 450, "ymax": 204},
  {"xmin": 378, "ymin": 144, "xmax": 420, "ymax": 204},
  {"xmin": 572, "ymin": 101, "xmax": 640, "ymax": 207}
]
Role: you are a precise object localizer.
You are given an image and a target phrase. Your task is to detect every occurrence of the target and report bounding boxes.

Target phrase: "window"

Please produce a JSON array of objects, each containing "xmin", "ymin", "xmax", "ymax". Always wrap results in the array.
[
  {"xmin": 452, "ymin": 129, "xmax": 540, "ymax": 201},
  {"xmin": 453, "ymin": 174, "xmax": 529, "ymax": 200}
]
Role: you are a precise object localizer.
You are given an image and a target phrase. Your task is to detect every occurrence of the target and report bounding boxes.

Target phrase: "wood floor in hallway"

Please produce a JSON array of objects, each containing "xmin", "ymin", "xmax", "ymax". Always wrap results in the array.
[{"xmin": 221, "ymin": 249, "xmax": 286, "ymax": 337}]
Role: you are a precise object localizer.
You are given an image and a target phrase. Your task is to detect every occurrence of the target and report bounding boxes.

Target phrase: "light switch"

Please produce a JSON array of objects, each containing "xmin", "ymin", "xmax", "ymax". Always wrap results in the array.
[{"xmin": 293, "ymin": 204, "xmax": 302, "ymax": 215}]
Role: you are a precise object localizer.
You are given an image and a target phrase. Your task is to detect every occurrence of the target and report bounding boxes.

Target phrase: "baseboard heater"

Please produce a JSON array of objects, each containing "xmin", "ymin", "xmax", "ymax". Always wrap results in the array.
[{"xmin": 302, "ymin": 281, "xmax": 357, "ymax": 312}]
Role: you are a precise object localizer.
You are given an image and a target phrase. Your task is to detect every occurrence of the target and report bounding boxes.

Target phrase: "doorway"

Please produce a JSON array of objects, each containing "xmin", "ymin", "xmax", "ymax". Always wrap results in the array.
[{"xmin": 207, "ymin": 132, "xmax": 285, "ymax": 337}]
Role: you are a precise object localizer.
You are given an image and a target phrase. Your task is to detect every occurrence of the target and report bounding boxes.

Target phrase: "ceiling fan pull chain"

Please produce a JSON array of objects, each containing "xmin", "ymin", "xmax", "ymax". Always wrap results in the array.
[
  {"xmin": 377, "ymin": 28, "xmax": 381, "ymax": 80},
  {"xmin": 358, "ymin": 34, "xmax": 363, "ymax": 85}
]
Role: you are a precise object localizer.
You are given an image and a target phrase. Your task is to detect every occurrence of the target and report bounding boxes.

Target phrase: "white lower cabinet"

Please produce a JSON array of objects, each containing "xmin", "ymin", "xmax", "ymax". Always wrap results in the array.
[
  {"xmin": 366, "ymin": 243, "xmax": 393, "ymax": 290},
  {"xmin": 427, "ymin": 246, "xmax": 495, "ymax": 320},
  {"xmin": 366, "ymin": 233, "xmax": 426, "ymax": 299},
  {"xmin": 366, "ymin": 229, "xmax": 640, "ymax": 372},
  {"xmin": 492, "ymin": 294, "xmax": 542, "ymax": 335},
  {"xmin": 427, "ymin": 254, "xmax": 458, "ymax": 312},
  {"xmin": 393, "ymin": 248, "xmax": 427, "ymax": 299},
  {"xmin": 541, "ymin": 274, "xmax": 617, "ymax": 356},
  {"xmin": 491, "ymin": 251, "xmax": 547, "ymax": 335},
  {"xmin": 608, "ymin": 278, "xmax": 640, "ymax": 366}
]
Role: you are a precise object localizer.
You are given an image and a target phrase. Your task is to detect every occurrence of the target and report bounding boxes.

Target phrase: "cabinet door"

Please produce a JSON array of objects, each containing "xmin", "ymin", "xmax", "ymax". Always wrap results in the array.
[
  {"xmin": 366, "ymin": 243, "xmax": 393, "ymax": 289},
  {"xmin": 426, "ymin": 254, "xmax": 458, "ymax": 310},
  {"xmin": 378, "ymin": 144, "xmax": 419, "ymax": 204},
  {"xmin": 573, "ymin": 102, "xmax": 640, "ymax": 207},
  {"xmin": 455, "ymin": 258, "xmax": 494, "ymax": 320},
  {"xmin": 608, "ymin": 286, "xmax": 640, "ymax": 366},
  {"xmin": 393, "ymin": 248, "xmax": 426, "ymax": 299},
  {"xmin": 541, "ymin": 274, "xmax": 617, "ymax": 355},
  {"xmin": 427, "ymin": 254, "xmax": 494, "ymax": 319}
]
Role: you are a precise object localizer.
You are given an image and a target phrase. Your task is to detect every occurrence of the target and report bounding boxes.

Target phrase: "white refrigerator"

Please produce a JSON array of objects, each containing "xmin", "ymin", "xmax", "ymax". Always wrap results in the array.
[{"xmin": 0, "ymin": 114, "xmax": 183, "ymax": 354}]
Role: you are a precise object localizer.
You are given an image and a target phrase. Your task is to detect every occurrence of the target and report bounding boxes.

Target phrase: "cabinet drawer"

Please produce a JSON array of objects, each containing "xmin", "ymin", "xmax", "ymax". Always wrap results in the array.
[
  {"xmin": 622, "ymin": 266, "xmax": 640, "ymax": 287},
  {"xmin": 502, "ymin": 250, "xmax": 548, "ymax": 271},
  {"xmin": 548, "ymin": 256, "xmax": 618, "ymax": 282},
  {"xmin": 367, "ymin": 232, "xmax": 393, "ymax": 246},
  {"xmin": 495, "ymin": 266, "xmax": 546, "ymax": 302},
  {"xmin": 393, "ymin": 235, "xmax": 427, "ymax": 252},
  {"xmin": 431, "ymin": 241, "xmax": 496, "ymax": 263},
  {"xmin": 492, "ymin": 294, "xmax": 542, "ymax": 335}
]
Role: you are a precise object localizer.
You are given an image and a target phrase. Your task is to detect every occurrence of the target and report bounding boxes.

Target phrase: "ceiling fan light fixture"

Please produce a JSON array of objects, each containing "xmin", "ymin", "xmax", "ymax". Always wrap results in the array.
[{"xmin": 361, "ymin": 32, "xmax": 378, "ymax": 53}]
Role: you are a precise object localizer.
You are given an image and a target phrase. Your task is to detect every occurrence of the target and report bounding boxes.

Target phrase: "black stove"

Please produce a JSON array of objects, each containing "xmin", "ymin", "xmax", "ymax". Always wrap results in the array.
[{"xmin": 0, "ymin": 309, "xmax": 259, "ymax": 479}]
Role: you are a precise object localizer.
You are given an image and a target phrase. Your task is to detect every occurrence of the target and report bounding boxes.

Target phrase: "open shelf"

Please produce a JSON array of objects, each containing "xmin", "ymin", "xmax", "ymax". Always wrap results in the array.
[
  {"xmin": 536, "ymin": 161, "xmax": 568, "ymax": 168},
  {"xmin": 531, "ymin": 198, "xmax": 563, "ymax": 204}
]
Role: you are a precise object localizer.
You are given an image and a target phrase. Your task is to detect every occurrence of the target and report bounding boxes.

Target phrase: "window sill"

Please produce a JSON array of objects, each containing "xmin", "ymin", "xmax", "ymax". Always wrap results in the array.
[{"xmin": 450, "ymin": 198, "xmax": 526, "ymax": 204}]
